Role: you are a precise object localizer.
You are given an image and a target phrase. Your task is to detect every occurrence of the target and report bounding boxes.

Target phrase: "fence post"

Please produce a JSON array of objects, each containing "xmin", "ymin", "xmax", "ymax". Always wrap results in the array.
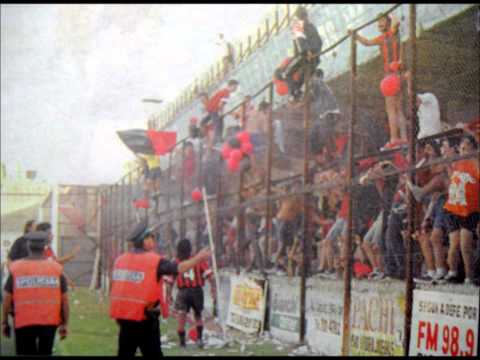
[
  {"xmin": 236, "ymin": 101, "xmax": 247, "ymax": 273},
  {"xmin": 341, "ymin": 30, "xmax": 357, "ymax": 356},
  {"xmin": 196, "ymin": 143, "xmax": 204, "ymax": 252},
  {"xmin": 180, "ymin": 141, "xmax": 187, "ymax": 240},
  {"xmin": 215, "ymin": 154, "xmax": 224, "ymax": 263},
  {"xmin": 404, "ymin": 4, "xmax": 417, "ymax": 355},
  {"xmin": 265, "ymin": 18, "xmax": 270, "ymax": 40},
  {"xmin": 166, "ymin": 151, "xmax": 174, "ymax": 258},
  {"xmin": 264, "ymin": 83, "xmax": 274, "ymax": 265},
  {"xmin": 275, "ymin": 8, "xmax": 280, "ymax": 34},
  {"xmin": 300, "ymin": 62, "xmax": 312, "ymax": 343}
]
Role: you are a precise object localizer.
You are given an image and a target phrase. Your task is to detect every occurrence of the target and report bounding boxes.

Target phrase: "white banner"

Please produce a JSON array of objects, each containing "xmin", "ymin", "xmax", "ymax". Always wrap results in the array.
[
  {"xmin": 305, "ymin": 281, "xmax": 343, "ymax": 355},
  {"xmin": 269, "ymin": 277, "xmax": 301, "ymax": 343},
  {"xmin": 226, "ymin": 275, "xmax": 266, "ymax": 334},
  {"xmin": 349, "ymin": 287, "xmax": 405, "ymax": 356},
  {"xmin": 409, "ymin": 289, "xmax": 479, "ymax": 356}
]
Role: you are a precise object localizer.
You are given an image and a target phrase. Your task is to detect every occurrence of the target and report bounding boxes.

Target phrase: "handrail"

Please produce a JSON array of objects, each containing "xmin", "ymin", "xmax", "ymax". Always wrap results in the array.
[
  {"xmin": 150, "ymin": 149, "xmax": 479, "ymax": 228},
  {"xmin": 159, "ymin": 3, "xmax": 403, "ymax": 132}
]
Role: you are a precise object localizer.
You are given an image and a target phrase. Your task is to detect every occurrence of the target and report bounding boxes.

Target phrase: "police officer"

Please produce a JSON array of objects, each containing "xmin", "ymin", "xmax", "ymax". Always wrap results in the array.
[
  {"xmin": 2, "ymin": 231, "xmax": 69, "ymax": 356},
  {"xmin": 110, "ymin": 219, "xmax": 211, "ymax": 357}
]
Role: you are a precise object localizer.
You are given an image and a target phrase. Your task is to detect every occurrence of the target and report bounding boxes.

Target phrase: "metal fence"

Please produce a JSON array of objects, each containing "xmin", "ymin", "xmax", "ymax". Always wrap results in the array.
[{"xmin": 98, "ymin": 4, "xmax": 479, "ymax": 355}]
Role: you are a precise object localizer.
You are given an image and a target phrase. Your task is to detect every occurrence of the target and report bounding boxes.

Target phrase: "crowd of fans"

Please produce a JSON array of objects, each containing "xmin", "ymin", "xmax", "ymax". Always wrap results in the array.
[{"xmin": 147, "ymin": 7, "xmax": 480, "ymax": 287}]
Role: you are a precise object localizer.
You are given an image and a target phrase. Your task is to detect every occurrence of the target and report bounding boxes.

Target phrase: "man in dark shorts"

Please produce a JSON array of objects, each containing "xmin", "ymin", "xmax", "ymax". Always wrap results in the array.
[
  {"xmin": 442, "ymin": 136, "xmax": 479, "ymax": 285},
  {"xmin": 173, "ymin": 239, "xmax": 215, "ymax": 349}
]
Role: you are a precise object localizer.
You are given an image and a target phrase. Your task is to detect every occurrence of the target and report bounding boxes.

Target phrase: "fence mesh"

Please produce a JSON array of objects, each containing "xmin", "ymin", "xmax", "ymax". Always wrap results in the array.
[{"xmin": 97, "ymin": 4, "xmax": 479, "ymax": 356}]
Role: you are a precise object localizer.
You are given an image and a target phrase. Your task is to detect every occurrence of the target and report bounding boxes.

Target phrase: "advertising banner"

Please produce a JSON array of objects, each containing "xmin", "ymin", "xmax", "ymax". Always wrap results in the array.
[
  {"xmin": 226, "ymin": 275, "xmax": 267, "ymax": 334},
  {"xmin": 305, "ymin": 279, "xmax": 343, "ymax": 355},
  {"xmin": 269, "ymin": 277, "xmax": 301, "ymax": 343},
  {"xmin": 409, "ymin": 289, "xmax": 478, "ymax": 356},
  {"xmin": 349, "ymin": 284, "xmax": 405, "ymax": 356}
]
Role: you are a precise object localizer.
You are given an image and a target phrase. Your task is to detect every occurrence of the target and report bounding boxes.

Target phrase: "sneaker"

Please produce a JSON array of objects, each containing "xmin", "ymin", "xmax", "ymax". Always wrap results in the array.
[
  {"xmin": 275, "ymin": 269, "xmax": 287, "ymax": 276},
  {"xmin": 372, "ymin": 271, "xmax": 386, "ymax": 281},
  {"xmin": 432, "ymin": 271, "xmax": 446, "ymax": 282},
  {"xmin": 442, "ymin": 272, "xmax": 462, "ymax": 284},
  {"xmin": 464, "ymin": 278, "xmax": 474, "ymax": 286},
  {"xmin": 196, "ymin": 339, "xmax": 205, "ymax": 349},
  {"xmin": 368, "ymin": 269, "xmax": 380, "ymax": 280},
  {"xmin": 414, "ymin": 274, "xmax": 435, "ymax": 284},
  {"xmin": 321, "ymin": 270, "xmax": 337, "ymax": 279}
]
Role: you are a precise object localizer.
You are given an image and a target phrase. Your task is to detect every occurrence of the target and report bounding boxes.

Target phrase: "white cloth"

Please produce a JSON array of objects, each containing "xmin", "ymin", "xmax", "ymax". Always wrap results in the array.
[{"xmin": 417, "ymin": 93, "xmax": 442, "ymax": 139}]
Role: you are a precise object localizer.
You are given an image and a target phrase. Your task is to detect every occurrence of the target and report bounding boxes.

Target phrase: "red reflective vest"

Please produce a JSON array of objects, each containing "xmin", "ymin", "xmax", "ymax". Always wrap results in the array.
[
  {"xmin": 9, "ymin": 259, "xmax": 63, "ymax": 329},
  {"xmin": 110, "ymin": 251, "xmax": 165, "ymax": 321}
]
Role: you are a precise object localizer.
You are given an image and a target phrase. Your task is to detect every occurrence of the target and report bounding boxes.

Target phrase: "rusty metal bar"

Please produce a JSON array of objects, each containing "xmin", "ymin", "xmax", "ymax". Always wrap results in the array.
[
  {"xmin": 180, "ymin": 141, "xmax": 187, "ymax": 239},
  {"xmin": 166, "ymin": 151, "xmax": 174, "ymax": 258},
  {"xmin": 264, "ymin": 83, "xmax": 274, "ymax": 265},
  {"xmin": 127, "ymin": 172, "xmax": 133, "ymax": 226},
  {"xmin": 195, "ymin": 143, "xmax": 204, "ymax": 252},
  {"xmin": 151, "ymin": 150, "xmax": 479, "ymax": 230},
  {"xmin": 215, "ymin": 153, "xmax": 224, "ymax": 262},
  {"xmin": 404, "ymin": 4, "xmax": 417, "ymax": 355},
  {"xmin": 300, "ymin": 61, "xmax": 312, "ymax": 343},
  {"xmin": 341, "ymin": 30, "xmax": 357, "ymax": 356},
  {"xmin": 274, "ymin": 8, "xmax": 280, "ymax": 34},
  {"xmin": 236, "ymin": 101, "xmax": 247, "ymax": 273}
]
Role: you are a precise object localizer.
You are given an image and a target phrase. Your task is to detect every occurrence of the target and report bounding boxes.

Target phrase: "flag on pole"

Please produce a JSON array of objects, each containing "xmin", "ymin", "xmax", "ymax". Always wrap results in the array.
[
  {"xmin": 147, "ymin": 130, "xmax": 177, "ymax": 155},
  {"xmin": 117, "ymin": 129, "xmax": 177, "ymax": 155}
]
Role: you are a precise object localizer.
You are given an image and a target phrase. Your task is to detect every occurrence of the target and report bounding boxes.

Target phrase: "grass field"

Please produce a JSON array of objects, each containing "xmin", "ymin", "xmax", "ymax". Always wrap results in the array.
[{"xmin": 1, "ymin": 287, "xmax": 290, "ymax": 356}]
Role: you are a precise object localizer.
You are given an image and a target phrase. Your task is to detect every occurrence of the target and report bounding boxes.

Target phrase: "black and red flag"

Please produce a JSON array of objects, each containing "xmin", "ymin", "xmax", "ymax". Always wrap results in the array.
[{"xmin": 116, "ymin": 129, "xmax": 177, "ymax": 155}]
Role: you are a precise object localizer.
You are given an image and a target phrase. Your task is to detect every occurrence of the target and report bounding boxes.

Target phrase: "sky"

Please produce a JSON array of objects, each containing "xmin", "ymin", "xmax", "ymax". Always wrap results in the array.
[{"xmin": 1, "ymin": 4, "xmax": 273, "ymax": 185}]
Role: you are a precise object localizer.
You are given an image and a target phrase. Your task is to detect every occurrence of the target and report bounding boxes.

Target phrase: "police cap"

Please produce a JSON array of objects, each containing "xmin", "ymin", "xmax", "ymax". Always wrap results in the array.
[{"xmin": 127, "ymin": 218, "xmax": 153, "ymax": 244}]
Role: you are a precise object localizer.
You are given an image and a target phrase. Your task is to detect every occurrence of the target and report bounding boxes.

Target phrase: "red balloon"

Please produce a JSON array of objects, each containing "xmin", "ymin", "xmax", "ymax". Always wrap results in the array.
[
  {"xmin": 241, "ymin": 142, "xmax": 254, "ymax": 155},
  {"xmin": 274, "ymin": 79, "xmax": 289, "ymax": 96},
  {"xmin": 221, "ymin": 143, "xmax": 232, "ymax": 159},
  {"xmin": 389, "ymin": 61, "xmax": 401, "ymax": 72},
  {"xmin": 191, "ymin": 188, "xmax": 203, "ymax": 202},
  {"xmin": 380, "ymin": 74, "xmax": 401, "ymax": 97},
  {"xmin": 236, "ymin": 131, "xmax": 250, "ymax": 144},
  {"xmin": 188, "ymin": 327, "xmax": 198, "ymax": 342},
  {"xmin": 227, "ymin": 157, "xmax": 240, "ymax": 172},
  {"xmin": 230, "ymin": 149, "xmax": 243, "ymax": 161}
]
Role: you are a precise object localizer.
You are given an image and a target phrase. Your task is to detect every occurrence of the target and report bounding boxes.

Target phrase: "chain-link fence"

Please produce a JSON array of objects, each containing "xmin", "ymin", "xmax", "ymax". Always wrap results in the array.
[{"xmin": 98, "ymin": 4, "xmax": 479, "ymax": 355}]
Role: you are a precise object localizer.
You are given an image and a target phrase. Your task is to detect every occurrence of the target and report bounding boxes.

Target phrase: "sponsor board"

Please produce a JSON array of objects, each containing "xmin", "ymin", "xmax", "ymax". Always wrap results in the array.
[
  {"xmin": 269, "ymin": 277, "xmax": 301, "ymax": 343},
  {"xmin": 305, "ymin": 279, "xmax": 343, "ymax": 355},
  {"xmin": 409, "ymin": 289, "xmax": 478, "ymax": 356},
  {"xmin": 226, "ymin": 275, "xmax": 266, "ymax": 334},
  {"xmin": 349, "ymin": 285, "xmax": 405, "ymax": 356}
]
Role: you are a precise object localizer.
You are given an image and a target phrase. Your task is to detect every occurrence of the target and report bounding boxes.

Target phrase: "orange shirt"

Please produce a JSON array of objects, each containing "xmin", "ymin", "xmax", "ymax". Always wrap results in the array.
[
  {"xmin": 444, "ymin": 159, "xmax": 480, "ymax": 217},
  {"xmin": 373, "ymin": 27, "xmax": 400, "ymax": 73}
]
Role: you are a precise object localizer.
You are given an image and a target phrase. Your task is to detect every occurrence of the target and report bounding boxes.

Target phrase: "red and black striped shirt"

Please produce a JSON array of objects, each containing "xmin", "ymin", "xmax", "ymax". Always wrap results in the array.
[{"xmin": 175, "ymin": 258, "xmax": 212, "ymax": 289}]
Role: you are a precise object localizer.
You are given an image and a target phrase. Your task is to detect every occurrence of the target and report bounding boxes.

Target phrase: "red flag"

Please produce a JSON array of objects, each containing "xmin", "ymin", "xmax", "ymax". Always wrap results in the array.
[{"xmin": 147, "ymin": 130, "xmax": 177, "ymax": 155}]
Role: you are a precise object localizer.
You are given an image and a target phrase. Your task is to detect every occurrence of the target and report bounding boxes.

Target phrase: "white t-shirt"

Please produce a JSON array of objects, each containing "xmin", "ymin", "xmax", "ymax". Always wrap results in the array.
[{"xmin": 417, "ymin": 93, "xmax": 442, "ymax": 139}]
